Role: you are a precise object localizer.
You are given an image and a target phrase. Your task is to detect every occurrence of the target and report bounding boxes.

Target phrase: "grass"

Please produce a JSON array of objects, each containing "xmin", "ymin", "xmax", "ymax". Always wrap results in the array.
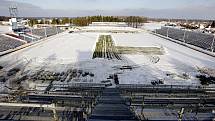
[{"xmin": 93, "ymin": 35, "xmax": 121, "ymax": 60}]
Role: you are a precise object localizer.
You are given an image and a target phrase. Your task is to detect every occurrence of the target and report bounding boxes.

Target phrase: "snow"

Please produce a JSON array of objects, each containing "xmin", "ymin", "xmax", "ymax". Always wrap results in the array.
[
  {"xmin": 89, "ymin": 22, "xmax": 127, "ymax": 27},
  {"xmin": 0, "ymin": 32, "xmax": 98, "ymax": 67},
  {"xmin": 113, "ymin": 32, "xmax": 215, "ymax": 85},
  {"xmin": 80, "ymin": 26, "xmax": 141, "ymax": 33},
  {"xmin": 143, "ymin": 22, "xmax": 165, "ymax": 31},
  {"xmin": 0, "ymin": 26, "xmax": 11, "ymax": 34},
  {"xmin": 0, "ymin": 27, "xmax": 215, "ymax": 90}
]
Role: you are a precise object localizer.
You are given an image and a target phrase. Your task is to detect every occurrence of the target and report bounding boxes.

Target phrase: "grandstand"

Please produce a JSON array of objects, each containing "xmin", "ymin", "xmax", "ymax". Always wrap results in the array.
[
  {"xmin": 89, "ymin": 22, "xmax": 128, "ymax": 27},
  {"xmin": 156, "ymin": 27, "xmax": 215, "ymax": 52},
  {"xmin": 46, "ymin": 27, "xmax": 62, "ymax": 37},
  {"xmin": 31, "ymin": 27, "xmax": 62, "ymax": 38},
  {"xmin": 19, "ymin": 33, "xmax": 39, "ymax": 43},
  {"xmin": 0, "ymin": 34, "xmax": 26, "ymax": 52},
  {"xmin": 31, "ymin": 28, "xmax": 46, "ymax": 38},
  {"xmin": 0, "ymin": 27, "xmax": 64, "ymax": 54}
]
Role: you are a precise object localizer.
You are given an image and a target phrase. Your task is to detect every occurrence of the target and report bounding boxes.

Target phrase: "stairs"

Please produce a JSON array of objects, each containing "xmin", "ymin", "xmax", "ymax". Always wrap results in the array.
[{"xmin": 88, "ymin": 88, "xmax": 138, "ymax": 121}]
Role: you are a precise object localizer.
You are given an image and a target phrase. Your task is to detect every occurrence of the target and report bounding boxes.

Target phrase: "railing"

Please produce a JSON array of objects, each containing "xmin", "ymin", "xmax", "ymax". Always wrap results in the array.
[{"xmin": 117, "ymin": 84, "xmax": 215, "ymax": 91}]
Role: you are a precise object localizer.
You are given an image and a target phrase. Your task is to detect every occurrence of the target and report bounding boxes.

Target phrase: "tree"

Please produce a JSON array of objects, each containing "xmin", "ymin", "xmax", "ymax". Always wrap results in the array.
[
  {"xmin": 52, "ymin": 18, "xmax": 61, "ymax": 25},
  {"xmin": 125, "ymin": 16, "xmax": 147, "ymax": 28},
  {"xmin": 62, "ymin": 18, "xmax": 70, "ymax": 24},
  {"xmin": 29, "ymin": 19, "xmax": 38, "ymax": 27},
  {"xmin": 70, "ymin": 16, "xmax": 146, "ymax": 27},
  {"xmin": 39, "ymin": 20, "xmax": 44, "ymax": 24},
  {"xmin": 211, "ymin": 21, "xmax": 215, "ymax": 28}
]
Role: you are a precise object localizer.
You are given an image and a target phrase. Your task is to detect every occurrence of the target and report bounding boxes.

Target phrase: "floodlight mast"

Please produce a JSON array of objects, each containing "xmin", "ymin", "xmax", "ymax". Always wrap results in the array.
[
  {"xmin": 9, "ymin": 4, "xmax": 18, "ymax": 18},
  {"xmin": 9, "ymin": 2, "xmax": 18, "ymax": 31}
]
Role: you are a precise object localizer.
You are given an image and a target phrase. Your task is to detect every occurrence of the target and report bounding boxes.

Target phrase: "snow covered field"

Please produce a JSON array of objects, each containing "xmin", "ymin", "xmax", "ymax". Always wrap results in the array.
[
  {"xmin": 80, "ymin": 26, "xmax": 141, "ymax": 33},
  {"xmin": 0, "ymin": 32, "xmax": 98, "ymax": 67},
  {"xmin": 113, "ymin": 32, "xmax": 215, "ymax": 85},
  {"xmin": 0, "ymin": 26, "xmax": 215, "ymax": 88}
]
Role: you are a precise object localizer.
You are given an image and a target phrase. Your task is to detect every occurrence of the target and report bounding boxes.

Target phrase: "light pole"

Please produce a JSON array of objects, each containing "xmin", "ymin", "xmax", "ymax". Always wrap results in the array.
[
  {"xmin": 167, "ymin": 27, "xmax": 170, "ymax": 37},
  {"xmin": 211, "ymin": 35, "xmax": 215, "ymax": 52},
  {"xmin": 44, "ymin": 18, "xmax": 47, "ymax": 37},
  {"xmin": 183, "ymin": 30, "xmax": 186, "ymax": 43}
]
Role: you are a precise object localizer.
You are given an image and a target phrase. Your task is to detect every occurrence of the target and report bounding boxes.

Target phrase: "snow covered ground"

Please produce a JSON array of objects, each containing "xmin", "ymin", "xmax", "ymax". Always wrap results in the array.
[
  {"xmin": 113, "ymin": 32, "xmax": 215, "ymax": 85},
  {"xmin": 142, "ymin": 22, "xmax": 165, "ymax": 31},
  {"xmin": 0, "ymin": 26, "xmax": 215, "ymax": 88},
  {"xmin": 0, "ymin": 26, "xmax": 11, "ymax": 34},
  {"xmin": 80, "ymin": 26, "xmax": 141, "ymax": 33},
  {"xmin": 0, "ymin": 32, "xmax": 98, "ymax": 67}
]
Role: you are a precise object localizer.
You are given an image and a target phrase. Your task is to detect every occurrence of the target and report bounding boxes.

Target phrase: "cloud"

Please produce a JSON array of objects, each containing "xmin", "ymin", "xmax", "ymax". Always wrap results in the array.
[{"xmin": 0, "ymin": 0, "xmax": 215, "ymax": 19}]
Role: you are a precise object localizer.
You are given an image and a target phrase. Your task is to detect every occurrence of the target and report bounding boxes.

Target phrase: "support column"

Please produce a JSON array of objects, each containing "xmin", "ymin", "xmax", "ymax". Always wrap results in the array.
[
  {"xmin": 56, "ymin": 26, "xmax": 59, "ymax": 34},
  {"xmin": 31, "ymin": 28, "xmax": 33, "ymax": 41},
  {"xmin": 44, "ymin": 27, "xmax": 47, "ymax": 37},
  {"xmin": 211, "ymin": 35, "xmax": 215, "ymax": 52},
  {"xmin": 167, "ymin": 27, "xmax": 170, "ymax": 37},
  {"xmin": 183, "ymin": 30, "xmax": 187, "ymax": 43}
]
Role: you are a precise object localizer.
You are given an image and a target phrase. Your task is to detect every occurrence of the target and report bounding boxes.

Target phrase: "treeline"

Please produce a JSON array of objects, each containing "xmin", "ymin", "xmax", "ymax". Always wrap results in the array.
[
  {"xmin": 28, "ymin": 18, "xmax": 71, "ymax": 26},
  {"xmin": 28, "ymin": 16, "xmax": 147, "ymax": 27},
  {"xmin": 125, "ymin": 16, "xmax": 147, "ymax": 28},
  {"xmin": 72, "ymin": 16, "xmax": 124, "ymax": 26},
  {"xmin": 0, "ymin": 16, "xmax": 10, "ymax": 21},
  {"xmin": 72, "ymin": 16, "xmax": 147, "ymax": 27}
]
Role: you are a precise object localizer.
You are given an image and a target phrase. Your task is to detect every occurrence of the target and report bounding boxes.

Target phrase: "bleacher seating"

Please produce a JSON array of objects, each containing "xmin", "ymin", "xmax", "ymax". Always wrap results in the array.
[
  {"xmin": 32, "ymin": 28, "xmax": 46, "ymax": 38},
  {"xmin": 156, "ymin": 27, "xmax": 215, "ymax": 52},
  {"xmin": 0, "ymin": 35, "xmax": 25, "ymax": 52},
  {"xmin": 213, "ymin": 41, "xmax": 215, "ymax": 51},
  {"xmin": 0, "ymin": 27, "xmax": 64, "ymax": 53},
  {"xmin": 20, "ymin": 33, "xmax": 39, "ymax": 43},
  {"xmin": 46, "ymin": 27, "xmax": 57, "ymax": 37},
  {"xmin": 31, "ymin": 27, "xmax": 64, "ymax": 38},
  {"xmin": 156, "ymin": 27, "xmax": 168, "ymax": 36},
  {"xmin": 185, "ymin": 31, "xmax": 214, "ymax": 50},
  {"xmin": 57, "ymin": 27, "xmax": 64, "ymax": 33},
  {"xmin": 168, "ymin": 28, "xmax": 185, "ymax": 42}
]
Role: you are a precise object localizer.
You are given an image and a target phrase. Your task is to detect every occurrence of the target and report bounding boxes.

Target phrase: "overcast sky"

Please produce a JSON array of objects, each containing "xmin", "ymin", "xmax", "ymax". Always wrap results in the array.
[{"xmin": 1, "ymin": 0, "xmax": 215, "ymax": 19}]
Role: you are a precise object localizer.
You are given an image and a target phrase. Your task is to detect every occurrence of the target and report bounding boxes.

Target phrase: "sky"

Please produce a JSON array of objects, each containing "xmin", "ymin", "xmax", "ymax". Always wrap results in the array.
[
  {"xmin": 1, "ymin": 0, "xmax": 215, "ymax": 19},
  {"xmin": 11, "ymin": 0, "xmax": 215, "ymax": 10}
]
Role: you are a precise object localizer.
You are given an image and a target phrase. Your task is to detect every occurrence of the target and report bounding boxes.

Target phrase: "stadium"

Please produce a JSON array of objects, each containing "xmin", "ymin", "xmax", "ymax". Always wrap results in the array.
[{"xmin": 0, "ymin": 0, "xmax": 215, "ymax": 121}]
